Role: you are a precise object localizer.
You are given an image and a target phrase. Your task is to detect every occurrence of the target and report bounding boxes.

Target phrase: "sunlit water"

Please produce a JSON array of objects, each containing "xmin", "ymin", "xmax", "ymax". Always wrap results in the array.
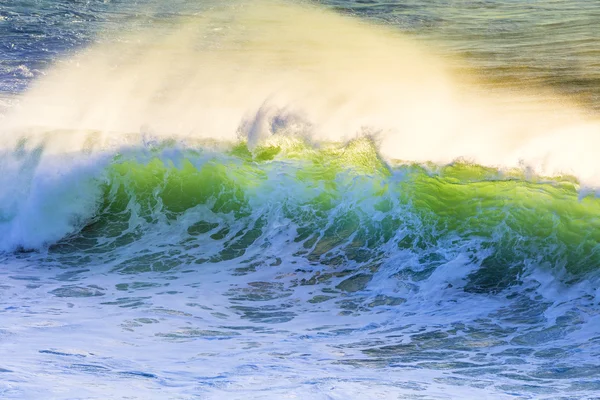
[{"xmin": 1, "ymin": 1, "xmax": 600, "ymax": 399}]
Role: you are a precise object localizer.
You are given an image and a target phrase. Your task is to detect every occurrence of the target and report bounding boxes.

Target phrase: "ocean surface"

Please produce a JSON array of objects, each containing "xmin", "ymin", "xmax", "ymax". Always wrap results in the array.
[{"xmin": 0, "ymin": 1, "xmax": 599, "ymax": 399}]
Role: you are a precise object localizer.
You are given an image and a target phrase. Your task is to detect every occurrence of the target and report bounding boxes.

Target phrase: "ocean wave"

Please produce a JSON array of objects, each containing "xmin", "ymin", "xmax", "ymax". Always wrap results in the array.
[{"xmin": 1, "ymin": 136, "xmax": 597, "ymax": 289}]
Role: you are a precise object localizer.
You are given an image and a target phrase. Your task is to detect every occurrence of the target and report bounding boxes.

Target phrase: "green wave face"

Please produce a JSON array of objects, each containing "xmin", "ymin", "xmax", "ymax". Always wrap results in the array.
[{"xmin": 50, "ymin": 137, "xmax": 600, "ymax": 290}]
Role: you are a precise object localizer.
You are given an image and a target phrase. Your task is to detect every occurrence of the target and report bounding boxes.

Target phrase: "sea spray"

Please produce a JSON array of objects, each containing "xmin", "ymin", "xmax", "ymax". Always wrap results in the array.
[{"xmin": 2, "ymin": 1, "xmax": 599, "ymax": 184}]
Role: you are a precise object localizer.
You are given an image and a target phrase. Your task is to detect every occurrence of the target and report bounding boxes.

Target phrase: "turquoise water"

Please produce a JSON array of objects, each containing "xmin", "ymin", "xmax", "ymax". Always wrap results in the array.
[{"xmin": 0, "ymin": 1, "xmax": 600, "ymax": 399}]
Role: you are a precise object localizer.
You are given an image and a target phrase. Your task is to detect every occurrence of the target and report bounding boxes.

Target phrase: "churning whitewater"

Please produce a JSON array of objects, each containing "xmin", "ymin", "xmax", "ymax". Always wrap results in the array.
[{"xmin": 0, "ymin": 1, "xmax": 600, "ymax": 399}]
